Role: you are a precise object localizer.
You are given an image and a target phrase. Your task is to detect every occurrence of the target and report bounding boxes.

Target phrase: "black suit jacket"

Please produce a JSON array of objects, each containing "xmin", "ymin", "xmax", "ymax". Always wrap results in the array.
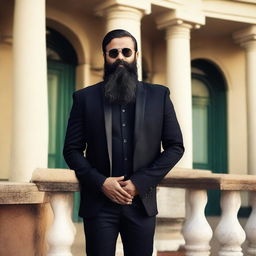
[{"xmin": 63, "ymin": 81, "xmax": 184, "ymax": 218}]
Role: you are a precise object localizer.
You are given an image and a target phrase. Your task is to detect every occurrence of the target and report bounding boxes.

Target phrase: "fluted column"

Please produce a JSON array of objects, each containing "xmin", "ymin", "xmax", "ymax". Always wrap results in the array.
[
  {"xmin": 157, "ymin": 17, "xmax": 202, "ymax": 168},
  {"xmin": 233, "ymin": 25, "xmax": 256, "ymax": 175},
  {"xmin": 95, "ymin": 0, "xmax": 151, "ymax": 80},
  {"xmin": 10, "ymin": 0, "xmax": 48, "ymax": 181},
  {"xmin": 166, "ymin": 22, "xmax": 192, "ymax": 168},
  {"xmin": 155, "ymin": 14, "xmax": 204, "ymax": 252}
]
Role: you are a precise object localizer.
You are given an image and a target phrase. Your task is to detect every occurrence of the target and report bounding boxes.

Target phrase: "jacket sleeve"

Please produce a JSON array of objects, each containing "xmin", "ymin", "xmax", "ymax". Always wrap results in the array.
[
  {"xmin": 130, "ymin": 88, "xmax": 184, "ymax": 197},
  {"xmin": 63, "ymin": 91, "xmax": 106, "ymax": 192}
]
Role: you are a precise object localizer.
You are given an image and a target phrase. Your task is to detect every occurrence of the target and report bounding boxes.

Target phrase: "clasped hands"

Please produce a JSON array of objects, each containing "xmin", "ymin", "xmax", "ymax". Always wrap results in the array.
[{"xmin": 102, "ymin": 176, "xmax": 138, "ymax": 205}]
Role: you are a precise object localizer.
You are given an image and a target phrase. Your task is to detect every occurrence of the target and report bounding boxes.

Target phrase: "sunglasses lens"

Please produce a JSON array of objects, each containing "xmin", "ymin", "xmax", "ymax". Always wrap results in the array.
[
  {"xmin": 122, "ymin": 48, "xmax": 133, "ymax": 57},
  {"xmin": 107, "ymin": 48, "xmax": 133, "ymax": 58},
  {"xmin": 108, "ymin": 49, "xmax": 119, "ymax": 58}
]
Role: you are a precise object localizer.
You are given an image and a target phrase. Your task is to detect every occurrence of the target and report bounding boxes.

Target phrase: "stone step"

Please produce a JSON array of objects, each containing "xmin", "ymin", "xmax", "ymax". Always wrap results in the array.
[{"xmin": 158, "ymin": 251, "xmax": 185, "ymax": 256}]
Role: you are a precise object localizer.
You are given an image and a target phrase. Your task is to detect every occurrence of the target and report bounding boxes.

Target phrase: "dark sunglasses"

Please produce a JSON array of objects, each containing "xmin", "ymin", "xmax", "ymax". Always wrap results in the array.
[{"xmin": 106, "ymin": 48, "xmax": 134, "ymax": 59}]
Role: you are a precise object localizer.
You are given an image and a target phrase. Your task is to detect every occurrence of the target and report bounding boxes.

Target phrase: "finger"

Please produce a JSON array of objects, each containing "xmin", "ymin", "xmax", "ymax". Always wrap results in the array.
[
  {"xmin": 114, "ymin": 192, "xmax": 133, "ymax": 203},
  {"xmin": 115, "ymin": 196, "xmax": 132, "ymax": 205},
  {"xmin": 116, "ymin": 186, "xmax": 132, "ymax": 198},
  {"xmin": 118, "ymin": 181, "xmax": 126, "ymax": 186},
  {"xmin": 102, "ymin": 186, "xmax": 131, "ymax": 202},
  {"xmin": 115, "ymin": 176, "xmax": 125, "ymax": 181}
]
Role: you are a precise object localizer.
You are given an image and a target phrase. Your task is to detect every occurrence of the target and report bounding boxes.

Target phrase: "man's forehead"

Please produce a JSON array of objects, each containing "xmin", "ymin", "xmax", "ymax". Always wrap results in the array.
[{"xmin": 106, "ymin": 37, "xmax": 135, "ymax": 50}]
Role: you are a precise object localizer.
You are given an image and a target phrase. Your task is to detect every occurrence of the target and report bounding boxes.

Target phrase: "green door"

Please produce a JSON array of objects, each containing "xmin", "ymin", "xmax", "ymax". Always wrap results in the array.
[
  {"xmin": 47, "ymin": 61, "xmax": 75, "ymax": 168},
  {"xmin": 192, "ymin": 60, "xmax": 228, "ymax": 216},
  {"xmin": 47, "ymin": 61, "xmax": 82, "ymax": 221}
]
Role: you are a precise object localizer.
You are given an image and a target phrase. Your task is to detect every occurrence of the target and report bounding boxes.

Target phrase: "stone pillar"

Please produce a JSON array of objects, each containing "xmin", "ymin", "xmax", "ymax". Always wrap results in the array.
[
  {"xmin": 10, "ymin": 0, "xmax": 48, "ymax": 182},
  {"xmin": 95, "ymin": 0, "xmax": 151, "ymax": 80},
  {"xmin": 155, "ymin": 13, "xmax": 205, "ymax": 253},
  {"xmin": 157, "ymin": 13, "xmax": 204, "ymax": 168},
  {"xmin": 233, "ymin": 25, "xmax": 256, "ymax": 175}
]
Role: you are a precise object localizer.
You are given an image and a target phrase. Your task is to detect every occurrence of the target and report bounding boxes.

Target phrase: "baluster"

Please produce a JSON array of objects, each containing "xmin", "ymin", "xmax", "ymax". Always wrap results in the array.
[
  {"xmin": 245, "ymin": 191, "xmax": 256, "ymax": 255},
  {"xmin": 214, "ymin": 191, "xmax": 246, "ymax": 256},
  {"xmin": 47, "ymin": 192, "xmax": 76, "ymax": 256},
  {"xmin": 182, "ymin": 189, "xmax": 213, "ymax": 256}
]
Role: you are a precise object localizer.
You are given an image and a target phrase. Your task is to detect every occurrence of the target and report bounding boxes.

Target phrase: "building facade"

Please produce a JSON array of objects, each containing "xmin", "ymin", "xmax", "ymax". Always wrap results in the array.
[{"xmin": 1, "ymin": 0, "xmax": 256, "ymax": 218}]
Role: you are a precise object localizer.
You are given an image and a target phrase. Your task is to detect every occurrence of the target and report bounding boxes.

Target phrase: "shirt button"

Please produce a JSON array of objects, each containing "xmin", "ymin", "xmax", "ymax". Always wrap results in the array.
[
  {"xmin": 123, "ymin": 139, "xmax": 127, "ymax": 143},
  {"xmin": 122, "ymin": 109, "xmax": 126, "ymax": 113},
  {"xmin": 122, "ymin": 123, "xmax": 126, "ymax": 127},
  {"xmin": 124, "ymin": 157, "xmax": 128, "ymax": 161}
]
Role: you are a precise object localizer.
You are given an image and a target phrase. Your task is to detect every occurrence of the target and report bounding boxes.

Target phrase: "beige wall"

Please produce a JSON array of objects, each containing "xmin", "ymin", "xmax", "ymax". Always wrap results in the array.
[
  {"xmin": 191, "ymin": 36, "xmax": 247, "ymax": 175},
  {"xmin": 0, "ymin": 0, "xmax": 252, "ymax": 180}
]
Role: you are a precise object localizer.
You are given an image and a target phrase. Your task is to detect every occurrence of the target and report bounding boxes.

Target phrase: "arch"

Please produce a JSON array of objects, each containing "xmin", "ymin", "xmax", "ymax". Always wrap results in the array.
[
  {"xmin": 47, "ymin": 27, "xmax": 78, "ymax": 65},
  {"xmin": 191, "ymin": 54, "xmax": 232, "ymax": 91},
  {"xmin": 46, "ymin": 17, "xmax": 88, "ymax": 64},
  {"xmin": 191, "ymin": 58, "xmax": 228, "ymax": 216},
  {"xmin": 192, "ymin": 58, "xmax": 228, "ymax": 92}
]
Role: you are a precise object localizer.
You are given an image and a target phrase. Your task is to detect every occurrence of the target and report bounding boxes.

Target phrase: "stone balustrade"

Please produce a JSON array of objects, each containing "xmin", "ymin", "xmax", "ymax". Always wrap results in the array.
[{"xmin": 1, "ymin": 168, "xmax": 256, "ymax": 255}]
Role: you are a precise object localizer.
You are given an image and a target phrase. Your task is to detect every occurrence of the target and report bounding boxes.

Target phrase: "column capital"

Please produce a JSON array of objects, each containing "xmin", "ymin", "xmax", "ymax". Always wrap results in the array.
[
  {"xmin": 95, "ymin": 0, "xmax": 151, "ymax": 17},
  {"xmin": 156, "ymin": 9, "xmax": 205, "ymax": 31},
  {"xmin": 233, "ymin": 25, "xmax": 256, "ymax": 50}
]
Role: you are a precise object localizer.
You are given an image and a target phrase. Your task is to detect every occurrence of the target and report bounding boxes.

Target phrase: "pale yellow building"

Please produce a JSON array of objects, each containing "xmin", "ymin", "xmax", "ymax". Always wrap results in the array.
[{"xmin": 1, "ymin": 1, "xmax": 256, "ymax": 254}]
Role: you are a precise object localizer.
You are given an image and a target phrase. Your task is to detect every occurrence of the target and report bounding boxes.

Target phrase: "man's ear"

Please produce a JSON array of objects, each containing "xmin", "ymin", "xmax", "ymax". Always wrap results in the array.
[{"xmin": 135, "ymin": 51, "xmax": 139, "ymax": 59}]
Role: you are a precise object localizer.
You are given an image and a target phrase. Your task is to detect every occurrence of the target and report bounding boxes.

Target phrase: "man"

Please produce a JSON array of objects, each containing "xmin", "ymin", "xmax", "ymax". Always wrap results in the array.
[{"xmin": 63, "ymin": 29, "xmax": 184, "ymax": 256}]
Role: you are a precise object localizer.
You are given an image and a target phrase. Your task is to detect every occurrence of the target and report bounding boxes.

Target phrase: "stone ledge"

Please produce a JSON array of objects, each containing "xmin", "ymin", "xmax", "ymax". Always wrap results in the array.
[
  {"xmin": 31, "ymin": 168, "xmax": 79, "ymax": 192},
  {"xmin": 32, "ymin": 168, "xmax": 78, "ymax": 183},
  {"xmin": 0, "ymin": 182, "xmax": 47, "ymax": 204},
  {"xmin": 34, "ymin": 182, "xmax": 79, "ymax": 192},
  {"xmin": 162, "ymin": 171, "xmax": 256, "ymax": 191}
]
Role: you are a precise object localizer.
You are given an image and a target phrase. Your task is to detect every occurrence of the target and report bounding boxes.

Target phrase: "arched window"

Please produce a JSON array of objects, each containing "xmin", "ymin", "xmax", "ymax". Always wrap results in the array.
[
  {"xmin": 192, "ymin": 59, "xmax": 228, "ymax": 215},
  {"xmin": 46, "ymin": 27, "xmax": 77, "ymax": 168}
]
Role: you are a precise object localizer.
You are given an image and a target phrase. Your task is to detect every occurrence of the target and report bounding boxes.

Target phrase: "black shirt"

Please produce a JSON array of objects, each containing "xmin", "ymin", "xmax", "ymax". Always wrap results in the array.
[{"xmin": 112, "ymin": 102, "xmax": 135, "ymax": 178}]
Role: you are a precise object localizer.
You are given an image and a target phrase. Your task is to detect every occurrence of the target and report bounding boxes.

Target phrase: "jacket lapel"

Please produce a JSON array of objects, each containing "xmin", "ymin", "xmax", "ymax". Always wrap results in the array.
[
  {"xmin": 133, "ymin": 82, "xmax": 146, "ymax": 171},
  {"xmin": 104, "ymin": 95, "xmax": 113, "ymax": 177}
]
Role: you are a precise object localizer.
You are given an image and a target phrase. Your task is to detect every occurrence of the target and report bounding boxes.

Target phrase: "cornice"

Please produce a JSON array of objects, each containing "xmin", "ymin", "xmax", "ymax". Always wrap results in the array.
[
  {"xmin": 95, "ymin": 0, "xmax": 151, "ymax": 16},
  {"xmin": 233, "ymin": 25, "xmax": 256, "ymax": 45}
]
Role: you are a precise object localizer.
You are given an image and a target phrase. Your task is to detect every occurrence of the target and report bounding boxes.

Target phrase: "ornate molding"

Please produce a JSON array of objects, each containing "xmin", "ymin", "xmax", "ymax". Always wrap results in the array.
[
  {"xmin": 95, "ymin": 0, "xmax": 151, "ymax": 17},
  {"xmin": 156, "ymin": 9, "xmax": 205, "ymax": 31},
  {"xmin": 233, "ymin": 25, "xmax": 256, "ymax": 48}
]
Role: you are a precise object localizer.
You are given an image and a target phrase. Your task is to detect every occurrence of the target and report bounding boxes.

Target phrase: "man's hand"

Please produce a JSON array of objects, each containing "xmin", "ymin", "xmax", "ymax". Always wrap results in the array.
[
  {"xmin": 119, "ymin": 180, "xmax": 138, "ymax": 197},
  {"xmin": 102, "ymin": 176, "xmax": 133, "ymax": 205}
]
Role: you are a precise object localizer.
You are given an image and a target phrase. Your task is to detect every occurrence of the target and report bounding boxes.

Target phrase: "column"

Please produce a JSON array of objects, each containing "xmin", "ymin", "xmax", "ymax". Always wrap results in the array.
[
  {"xmin": 157, "ymin": 16, "xmax": 203, "ymax": 168},
  {"xmin": 233, "ymin": 25, "xmax": 256, "ymax": 175},
  {"xmin": 166, "ymin": 22, "xmax": 192, "ymax": 168},
  {"xmin": 10, "ymin": 0, "xmax": 48, "ymax": 182},
  {"xmin": 155, "ymin": 14, "xmax": 205, "ymax": 253},
  {"xmin": 95, "ymin": 0, "xmax": 151, "ymax": 80}
]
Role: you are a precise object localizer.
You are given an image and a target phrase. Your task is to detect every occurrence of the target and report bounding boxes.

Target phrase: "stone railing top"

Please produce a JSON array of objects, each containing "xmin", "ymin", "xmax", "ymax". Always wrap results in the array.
[
  {"xmin": 163, "ymin": 169, "xmax": 256, "ymax": 191},
  {"xmin": 31, "ymin": 168, "xmax": 79, "ymax": 192},
  {"xmin": 0, "ymin": 182, "xmax": 46, "ymax": 204},
  {"xmin": 2, "ymin": 167, "xmax": 256, "ymax": 205},
  {"xmin": 32, "ymin": 167, "xmax": 256, "ymax": 191}
]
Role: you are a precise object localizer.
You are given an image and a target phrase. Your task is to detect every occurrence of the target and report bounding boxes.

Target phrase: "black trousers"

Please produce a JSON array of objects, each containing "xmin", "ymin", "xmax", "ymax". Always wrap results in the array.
[{"xmin": 83, "ymin": 197, "xmax": 156, "ymax": 256}]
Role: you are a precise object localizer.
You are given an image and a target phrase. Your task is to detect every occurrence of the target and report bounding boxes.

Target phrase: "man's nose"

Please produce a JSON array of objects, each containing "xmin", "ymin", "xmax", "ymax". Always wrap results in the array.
[{"xmin": 116, "ymin": 51, "xmax": 124, "ymax": 60}]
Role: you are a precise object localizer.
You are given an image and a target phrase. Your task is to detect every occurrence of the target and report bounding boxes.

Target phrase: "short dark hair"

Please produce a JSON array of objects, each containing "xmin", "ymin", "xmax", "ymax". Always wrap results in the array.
[{"xmin": 102, "ymin": 29, "xmax": 138, "ymax": 53}]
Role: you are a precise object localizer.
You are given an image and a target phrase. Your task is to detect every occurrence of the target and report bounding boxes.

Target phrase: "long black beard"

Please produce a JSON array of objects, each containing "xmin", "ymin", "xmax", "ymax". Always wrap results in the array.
[{"xmin": 103, "ymin": 59, "xmax": 138, "ymax": 105}]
